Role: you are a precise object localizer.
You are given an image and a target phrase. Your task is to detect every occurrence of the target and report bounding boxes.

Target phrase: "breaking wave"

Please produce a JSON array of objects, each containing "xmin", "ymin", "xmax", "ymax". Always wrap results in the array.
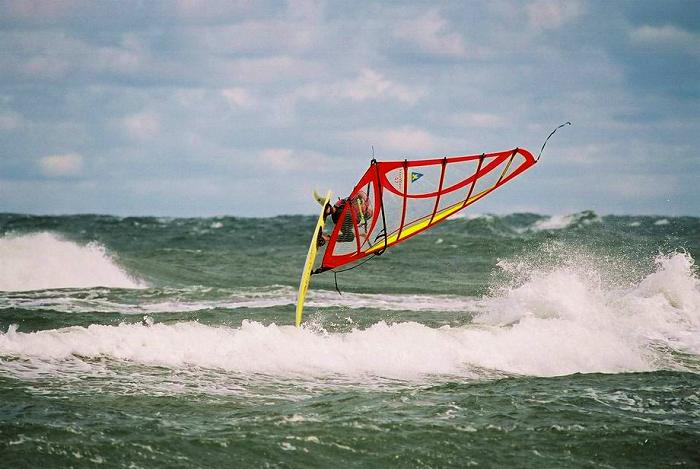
[
  {"xmin": 527, "ymin": 210, "xmax": 602, "ymax": 232},
  {"xmin": 0, "ymin": 232, "xmax": 144, "ymax": 291},
  {"xmin": 1, "ymin": 249, "xmax": 698, "ymax": 381}
]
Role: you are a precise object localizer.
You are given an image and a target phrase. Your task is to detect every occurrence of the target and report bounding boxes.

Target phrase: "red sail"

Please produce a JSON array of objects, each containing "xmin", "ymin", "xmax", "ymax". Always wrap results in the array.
[{"xmin": 320, "ymin": 148, "xmax": 536, "ymax": 270}]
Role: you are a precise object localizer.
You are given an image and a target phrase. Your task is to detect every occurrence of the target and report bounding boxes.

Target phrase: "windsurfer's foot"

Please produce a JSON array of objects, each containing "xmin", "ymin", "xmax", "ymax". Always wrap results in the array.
[
  {"xmin": 316, "ymin": 231, "xmax": 327, "ymax": 247},
  {"xmin": 317, "ymin": 232, "xmax": 330, "ymax": 247}
]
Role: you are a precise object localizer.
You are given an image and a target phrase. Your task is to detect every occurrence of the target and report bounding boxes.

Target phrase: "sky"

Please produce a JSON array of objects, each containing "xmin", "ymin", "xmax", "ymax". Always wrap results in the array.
[{"xmin": 0, "ymin": 0, "xmax": 698, "ymax": 217}]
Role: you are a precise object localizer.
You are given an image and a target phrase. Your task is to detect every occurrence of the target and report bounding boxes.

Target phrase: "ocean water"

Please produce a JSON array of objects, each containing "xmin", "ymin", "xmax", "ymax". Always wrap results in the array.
[{"xmin": 1, "ymin": 211, "xmax": 699, "ymax": 467}]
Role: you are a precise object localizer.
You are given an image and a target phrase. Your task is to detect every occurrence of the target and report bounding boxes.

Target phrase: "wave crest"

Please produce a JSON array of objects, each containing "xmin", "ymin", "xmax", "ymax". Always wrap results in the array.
[{"xmin": 0, "ymin": 232, "xmax": 144, "ymax": 291}]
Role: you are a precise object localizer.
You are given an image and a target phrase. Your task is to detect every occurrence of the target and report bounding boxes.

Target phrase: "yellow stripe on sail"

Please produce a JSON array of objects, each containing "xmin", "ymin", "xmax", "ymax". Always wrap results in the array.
[{"xmin": 366, "ymin": 188, "xmax": 492, "ymax": 254}]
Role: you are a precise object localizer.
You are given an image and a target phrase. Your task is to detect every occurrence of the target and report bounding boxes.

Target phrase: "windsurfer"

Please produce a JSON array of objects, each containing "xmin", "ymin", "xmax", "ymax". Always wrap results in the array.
[{"xmin": 318, "ymin": 190, "xmax": 373, "ymax": 246}]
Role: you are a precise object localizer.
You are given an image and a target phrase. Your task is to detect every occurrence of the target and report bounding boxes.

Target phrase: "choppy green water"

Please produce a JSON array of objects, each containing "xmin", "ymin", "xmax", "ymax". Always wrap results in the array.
[{"xmin": 1, "ymin": 212, "xmax": 699, "ymax": 467}]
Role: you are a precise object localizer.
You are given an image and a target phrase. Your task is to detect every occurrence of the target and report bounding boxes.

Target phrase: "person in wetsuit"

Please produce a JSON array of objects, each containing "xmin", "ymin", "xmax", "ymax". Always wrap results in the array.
[{"xmin": 318, "ymin": 190, "xmax": 373, "ymax": 246}]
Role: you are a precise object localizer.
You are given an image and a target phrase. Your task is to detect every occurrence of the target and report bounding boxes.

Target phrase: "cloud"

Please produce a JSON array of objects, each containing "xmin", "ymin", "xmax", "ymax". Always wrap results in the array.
[
  {"xmin": 224, "ymin": 55, "xmax": 320, "ymax": 83},
  {"xmin": 297, "ymin": 69, "xmax": 422, "ymax": 104},
  {"xmin": 121, "ymin": 112, "xmax": 160, "ymax": 140},
  {"xmin": 382, "ymin": 128, "xmax": 438, "ymax": 154},
  {"xmin": 629, "ymin": 25, "xmax": 700, "ymax": 56},
  {"xmin": 526, "ymin": 0, "xmax": 583, "ymax": 31},
  {"xmin": 221, "ymin": 87, "xmax": 255, "ymax": 108},
  {"xmin": 393, "ymin": 9, "xmax": 466, "ymax": 57},
  {"xmin": 337, "ymin": 69, "xmax": 422, "ymax": 103},
  {"xmin": 259, "ymin": 148, "xmax": 298, "ymax": 171},
  {"xmin": 1, "ymin": 29, "xmax": 147, "ymax": 82},
  {"xmin": 0, "ymin": 112, "xmax": 23, "ymax": 130},
  {"xmin": 258, "ymin": 148, "xmax": 335, "ymax": 172},
  {"xmin": 186, "ymin": 19, "xmax": 318, "ymax": 55},
  {"xmin": 38, "ymin": 153, "xmax": 83, "ymax": 177},
  {"xmin": 171, "ymin": 0, "xmax": 261, "ymax": 23},
  {"xmin": 1, "ymin": 0, "xmax": 88, "ymax": 22},
  {"xmin": 345, "ymin": 127, "xmax": 453, "ymax": 155},
  {"xmin": 604, "ymin": 174, "xmax": 678, "ymax": 199},
  {"xmin": 448, "ymin": 112, "xmax": 508, "ymax": 129}
]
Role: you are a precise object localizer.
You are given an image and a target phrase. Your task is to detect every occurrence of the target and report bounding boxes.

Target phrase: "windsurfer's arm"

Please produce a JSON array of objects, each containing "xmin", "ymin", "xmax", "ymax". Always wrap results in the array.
[
  {"xmin": 323, "ymin": 203, "xmax": 334, "ymax": 220},
  {"xmin": 356, "ymin": 198, "xmax": 366, "ymax": 226}
]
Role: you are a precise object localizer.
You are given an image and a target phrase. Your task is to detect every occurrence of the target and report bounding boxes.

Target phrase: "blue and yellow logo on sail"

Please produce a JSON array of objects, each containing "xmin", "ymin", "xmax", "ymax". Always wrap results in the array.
[{"xmin": 410, "ymin": 171, "xmax": 423, "ymax": 183}]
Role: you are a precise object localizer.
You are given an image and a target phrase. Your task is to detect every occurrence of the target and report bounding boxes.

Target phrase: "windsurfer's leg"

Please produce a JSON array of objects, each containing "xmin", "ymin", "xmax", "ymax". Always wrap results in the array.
[{"xmin": 316, "ymin": 227, "xmax": 331, "ymax": 247}]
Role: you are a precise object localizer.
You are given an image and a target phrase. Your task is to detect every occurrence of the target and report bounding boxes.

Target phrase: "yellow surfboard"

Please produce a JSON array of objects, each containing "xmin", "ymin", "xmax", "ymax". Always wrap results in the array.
[{"xmin": 295, "ymin": 190, "xmax": 332, "ymax": 327}]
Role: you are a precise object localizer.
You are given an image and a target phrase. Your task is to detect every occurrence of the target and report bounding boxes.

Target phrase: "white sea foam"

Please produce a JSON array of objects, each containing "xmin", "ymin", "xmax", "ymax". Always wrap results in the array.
[
  {"xmin": 528, "ymin": 211, "xmax": 602, "ymax": 232},
  {"xmin": 531, "ymin": 214, "xmax": 574, "ymax": 231},
  {"xmin": 1, "ymin": 250, "xmax": 698, "ymax": 381},
  {"xmin": 478, "ymin": 250, "xmax": 700, "ymax": 368},
  {"xmin": 447, "ymin": 212, "xmax": 494, "ymax": 221},
  {"xmin": 0, "ymin": 285, "xmax": 475, "ymax": 314},
  {"xmin": 0, "ymin": 232, "xmax": 144, "ymax": 291}
]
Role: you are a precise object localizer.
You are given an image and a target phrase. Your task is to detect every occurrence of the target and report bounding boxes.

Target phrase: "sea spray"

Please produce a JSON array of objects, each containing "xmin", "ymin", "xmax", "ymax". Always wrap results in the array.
[{"xmin": 478, "ymin": 245, "xmax": 700, "ymax": 371}]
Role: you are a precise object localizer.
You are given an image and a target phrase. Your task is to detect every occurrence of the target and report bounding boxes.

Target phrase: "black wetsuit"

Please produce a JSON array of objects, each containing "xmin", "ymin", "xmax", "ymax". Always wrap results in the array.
[{"xmin": 331, "ymin": 199, "xmax": 355, "ymax": 242}]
